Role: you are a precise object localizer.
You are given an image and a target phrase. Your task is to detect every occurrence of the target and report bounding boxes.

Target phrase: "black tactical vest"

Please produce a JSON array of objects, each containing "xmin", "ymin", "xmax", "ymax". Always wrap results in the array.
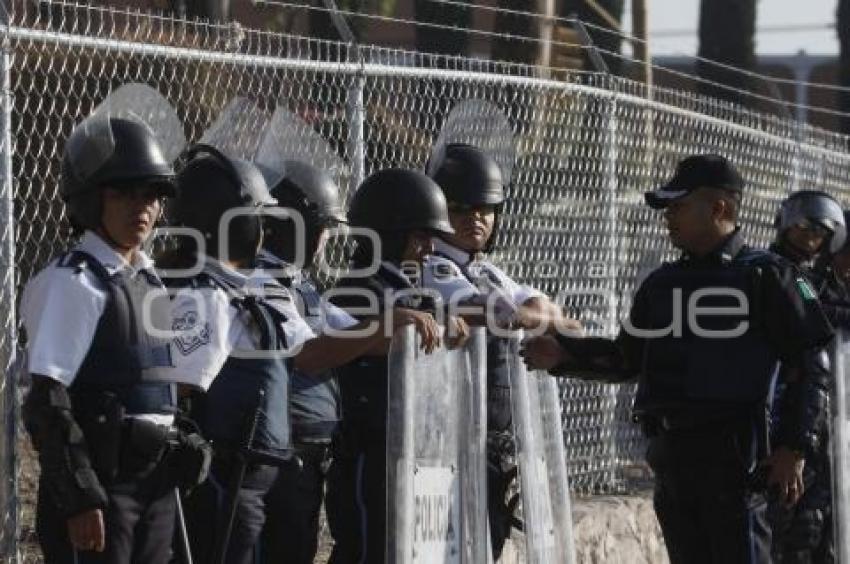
[
  {"xmin": 334, "ymin": 265, "xmax": 432, "ymax": 439},
  {"xmin": 185, "ymin": 268, "xmax": 293, "ymax": 463},
  {"xmin": 289, "ymin": 278, "xmax": 341, "ymax": 440},
  {"xmin": 59, "ymin": 251, "xmax": 176, "ymax": 415},
  {"xmin": 634, "ymin": 249, "xmax": 779, "ymax": 414},
  {"xmin": 434, "ymin": 251, "xmax": 513, "ymax": 433}
]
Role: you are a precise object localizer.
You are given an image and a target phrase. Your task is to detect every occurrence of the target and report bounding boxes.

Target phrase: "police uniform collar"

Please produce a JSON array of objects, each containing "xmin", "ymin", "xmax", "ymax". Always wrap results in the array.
[
  {"xmin": 769, "ymin": 241, "xmax": 815, "ymax": 270},
  {"xmin": 78, "ymin": 230, "xmax": 155, "ymax": 275},
  {"xmin": 682, "ymin": 228, "xmax": 745, "ymax": 264},
  {"xmin": 380, "ymin": 261, "xmax": 417, "ymax": 289},
  {"xmin": 256, "ymin": 249, "xmax": 303, "ymax": 285},
  {"xmin": 200, "ymin": 254, "xmax": 251, "ymax": 290},
  {"xmin": 434, "ymin": 238, "xmax": 475, "ymax": 266}
]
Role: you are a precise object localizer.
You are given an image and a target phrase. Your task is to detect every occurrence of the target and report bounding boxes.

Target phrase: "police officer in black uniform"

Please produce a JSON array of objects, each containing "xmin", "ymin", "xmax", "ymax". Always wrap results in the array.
[
  {"xmin": 163, "ymin": 145, "xmax": 308, "ymax": 564},
  {"xmin": 22, "ymin": 116, "xmax": 210, "ymax": 563},
  {"xmin": 325, "ymin": 168, "xmax": 468, "ymax": 563},
  {"xmin": 768, "ymin": 190, "xmax": 845, "ymax": 564},
  {"xmin": 257, "ymin": 161, "xmax": 391, "ymax": 564},
  {"xmin": 522, "ymin": 155, "xmax": 834, "ymax": 564}
]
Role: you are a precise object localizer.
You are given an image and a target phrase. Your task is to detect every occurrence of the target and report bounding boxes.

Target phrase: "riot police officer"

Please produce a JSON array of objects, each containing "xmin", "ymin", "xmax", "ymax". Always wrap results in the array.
[
  {"xmin": 772, "ymin": 190, "xmax": 846, "ymax": 270},
  {"xmin": 21, "ymin": 113, "xmax": 208, "ymax": 563},
  {"xmin": 522, "ymin": 154, "xmax": 834, "ymax": 564},
  {"xmin": 769, "ymin": 191, "xmax": 846, "ymax": 564},
  {"xmin": 163, "ymin": 145, "xmax": 314, "ymax": 564},
  {"xmin": 422, "ymin": 143, "xmax": 580, "ymax": 557},
  {"xmin": 325, "ymin": 168, "xmax": 468, "ymax": 563},
  {"xmin": 256, "ymin": 160, "xmax": 391, "ymax": 564},
  {"xmin": 815, "ymin": 210, "xmax": 850, "ymax": 329}
]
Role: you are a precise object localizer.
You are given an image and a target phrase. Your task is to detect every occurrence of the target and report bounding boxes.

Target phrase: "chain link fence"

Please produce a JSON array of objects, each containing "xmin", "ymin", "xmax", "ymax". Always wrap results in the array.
[{"xmin": 3, "ymin": 1, "xmax": 850, "ymax": 560}]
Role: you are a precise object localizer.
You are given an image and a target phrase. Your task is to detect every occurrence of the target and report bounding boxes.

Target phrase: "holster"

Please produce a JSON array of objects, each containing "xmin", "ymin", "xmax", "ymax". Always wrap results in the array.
[{"xmin": 163, "ymin": 425, "xmax": 212, "ymax": 492}]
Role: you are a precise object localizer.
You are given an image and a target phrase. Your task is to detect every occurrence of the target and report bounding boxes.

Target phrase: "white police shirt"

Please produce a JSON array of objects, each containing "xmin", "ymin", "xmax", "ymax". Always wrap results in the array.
[
  {"xmin": 254, "ymin": 250, "xmax": 358, "ymax": 334},
  {"xmin": 166, "ymin": 255, "xmax": 315, "ymax": 391},
  {"xmin": 434, "ymin": 239, "xmax": 544, "ymax": 305},
  {"xmin": 422, "ymin": 239, "xmax": 543, "ymax": 326},
  {"xmin": 21, "ymin": 230, "xmax": 173, "ymax": 425}
]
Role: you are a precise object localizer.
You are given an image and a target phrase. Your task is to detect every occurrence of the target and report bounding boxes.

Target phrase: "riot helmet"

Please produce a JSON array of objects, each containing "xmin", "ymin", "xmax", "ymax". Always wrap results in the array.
[
  {"xmin": 427, "ymin": 143, "xmax": 505, "ymax": 207},
  {"xmin": 775, "ymin": 190, "xmax": 846, "ymax": 255},
  {"xmin": 427, "ymin": 143, "xmax": 506, "ymax": 253},
  {"xmin": 349, "ymin": 169, "xmax": 453, "ymax": 264},
  {"xmin": 60, "ymin": 117, "xmax": 176, "ymax": 232},
  {"xmin": 172, "ymin": 144, "xmax": 276, "ymax": 263},
  {"xmin": 264, "ymin": 160, "xmax": 346, "ymax": 266}
]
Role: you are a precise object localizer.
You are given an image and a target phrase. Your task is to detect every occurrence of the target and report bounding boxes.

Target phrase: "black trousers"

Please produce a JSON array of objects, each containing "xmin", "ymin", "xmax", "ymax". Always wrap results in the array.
[
  {"xmin": 325, "ymin": 433, "xmax": 386, "ymax": 564},
  {"xmin": 260, "ymin": 441, "xmax": 332, "ymax": 564},
  {"xmin": 647, "ymin": 423, "xmax": 772, "ymax": 564},
  {"xmin": 36, "ymin": 466, "xmax": 177, "ymax": 564},
  {"xmin": 184, "ymin": 456, "xmax": 279, "ymax": 564}
]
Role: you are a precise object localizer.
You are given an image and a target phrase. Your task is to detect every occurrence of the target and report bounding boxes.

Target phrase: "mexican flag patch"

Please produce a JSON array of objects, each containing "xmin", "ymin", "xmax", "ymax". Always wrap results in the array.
[{"xmin": 796, "ymin": 277, "xmax": 817, "ymax": 301}]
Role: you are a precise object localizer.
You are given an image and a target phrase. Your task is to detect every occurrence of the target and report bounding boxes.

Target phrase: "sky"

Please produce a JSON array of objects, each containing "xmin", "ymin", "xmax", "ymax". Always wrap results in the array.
[{"xmin": 622, "ymin": 0, "xmax": 841, "ymax": 57}]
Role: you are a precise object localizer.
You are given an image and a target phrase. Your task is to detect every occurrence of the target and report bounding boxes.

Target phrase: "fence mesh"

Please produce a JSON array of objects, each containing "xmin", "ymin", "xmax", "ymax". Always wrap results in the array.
[{"xmin": 4, "ymin": 1, "xmax": 850, "ymax": 560}]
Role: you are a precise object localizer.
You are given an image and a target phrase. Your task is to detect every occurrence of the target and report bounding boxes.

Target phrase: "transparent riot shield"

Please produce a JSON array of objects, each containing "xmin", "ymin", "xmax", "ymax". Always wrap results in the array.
[
  {"xmin": 68, "ymin": 83, "xmax": 185, "ymax": 182},
  {"xmin": 505, "ymin": 334, "xmax": 576, "ymax": 564},
  {"xmin": 254, "ymin": 105, "xmax": 350, "ymax": 194},
  {"xmin": 832, "ymin": 329, "xmax": 850, "ymax": 562},
  {"xmin": 387, "ymin": 326, "xmax": 488, "ymax": 564},
  {"xmin": 199, "ymin": 96, "xmax": 269, "ymax": 159},
  {"xmin": 426, "ymin": 99, "xmax": 516, "ymax": 185}
]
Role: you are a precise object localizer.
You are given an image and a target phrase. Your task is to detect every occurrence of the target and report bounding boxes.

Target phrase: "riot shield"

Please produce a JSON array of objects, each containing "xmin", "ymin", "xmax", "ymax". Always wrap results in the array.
[
  {"xmin": 254, "ymin": 105, "xmax": 350, "ymax": 195},
  {"xmin": 386, "ymin": 326, "xmax": 488, "ymax": 564},
  {"xmin": 426, "ymin": 99, "xmax": 516, "ymax": 186},
  {"xmin": 199, "ymin": 96, "xmax": 268, "ymax": 159},
  {"xmin": 68, "ymin": 83, "xmax": 185, "ymax": 181},
  {"xmin": 832, "ymin": 329, "xmax": 850, "ymax": 562},
  {"xmin": 505, "ymin": 334, "xmax": 576, "ymax": 564}
]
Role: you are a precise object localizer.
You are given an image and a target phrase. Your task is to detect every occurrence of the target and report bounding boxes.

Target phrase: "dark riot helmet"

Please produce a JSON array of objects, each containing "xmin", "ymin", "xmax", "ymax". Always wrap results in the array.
[
  {"xmin": 60, "ymin": 117, "xmax": 177, "ymax": 231},
  {"xmin": 173, "ymin": 144, "xmax": 276, "ymax": 262},
  {"xmin": 264, "ymin": 160, "xmax": 346, "ymax": 264},
  {"xmin": 426, "ymin": 143, "xmax": 505, "ymax": 252},
  {"xmin": 349, "ymin": 169, "xmax": 454, "ymax": 235},
  {"xmin": 775, "ymin": 190, "xmax": 847, "ymax": 254}
]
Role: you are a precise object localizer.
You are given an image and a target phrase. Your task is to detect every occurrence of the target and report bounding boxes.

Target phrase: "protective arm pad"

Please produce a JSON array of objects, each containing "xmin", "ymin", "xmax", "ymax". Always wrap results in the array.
[
  {"xmin": 550, "ymin": 335, "xmax": 632, "ymax": 383},
  {"xmin": 774, "ymin": 348, "xmax": 831, "ymax": 455},
  {"xmin": 23, "ymin": 375, "xmax": 108, "ymax": 518}
]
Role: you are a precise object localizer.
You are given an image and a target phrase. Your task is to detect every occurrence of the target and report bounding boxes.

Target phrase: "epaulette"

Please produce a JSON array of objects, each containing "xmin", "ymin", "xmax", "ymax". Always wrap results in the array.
[{"xmin": 56, "ymin": 250, "xmax": 112, "ymax": 282}]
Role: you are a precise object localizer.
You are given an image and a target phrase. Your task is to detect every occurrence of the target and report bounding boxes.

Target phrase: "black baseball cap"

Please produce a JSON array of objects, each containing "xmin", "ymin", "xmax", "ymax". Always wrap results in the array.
[{"xmin": 645, "ymin": 154, "xmax": 743, "ymax": 210}]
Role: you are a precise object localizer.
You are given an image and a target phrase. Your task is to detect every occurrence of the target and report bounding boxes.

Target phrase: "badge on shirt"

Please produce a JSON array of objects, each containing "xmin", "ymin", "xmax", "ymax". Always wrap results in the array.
[
  {"xmin": 795, "ymin": 277, "xmax": 817, "ymax": 301},
  {"xmin": 172, "ymin": 310, "xmax": 211, "ymax": 355}
]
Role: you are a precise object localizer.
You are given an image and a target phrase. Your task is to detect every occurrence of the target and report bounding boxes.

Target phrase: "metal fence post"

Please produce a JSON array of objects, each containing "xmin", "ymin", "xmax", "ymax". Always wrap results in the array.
[
  {"xmin": 346, "ymin": 71, "xmax": 366, "ymax": 194},
  {"xmin": 604, "ymin": 77, "xmax": 622, "ymax": 491},
  {"xmin": 0, "ymin": 0, "xmax": 17, "ymax": 558}
]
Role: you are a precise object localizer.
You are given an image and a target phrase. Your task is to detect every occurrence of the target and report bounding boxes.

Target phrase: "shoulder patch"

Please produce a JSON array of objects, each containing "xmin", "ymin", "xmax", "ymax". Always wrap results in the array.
[
  {"xmin": 172, "ymin": 310, "xmax": 211, "ymax": 355},
  {"xmin": 795, "ymin": 277, "xmax": 818, "ymax": 301}
]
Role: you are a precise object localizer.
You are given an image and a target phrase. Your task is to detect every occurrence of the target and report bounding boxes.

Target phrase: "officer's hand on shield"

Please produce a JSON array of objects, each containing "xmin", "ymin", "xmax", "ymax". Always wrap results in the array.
[
  {"xmin": 67, "ymin": 508, "xmax": 106, "ymax": 552},
  {"xmin": 765, "ymin": 446, "xmax": 806, "ymax": 506},
  {"xmin": 520, "ymin": 335, "xmax": 570, "ymax": 371},
  {"xmin": 391, "ymin": 307, "xmax": 442, "ymax": 353},
  {"xmin": 444, "ymin": 314, "xmax": 470, "ymax": 349}
]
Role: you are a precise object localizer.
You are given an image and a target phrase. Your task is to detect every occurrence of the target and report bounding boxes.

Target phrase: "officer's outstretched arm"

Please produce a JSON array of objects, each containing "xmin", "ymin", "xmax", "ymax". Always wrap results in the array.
[
  {"xmin": 23, "ymin": 375, "xmax": 108, "ymax": 517},
  {"xmin": 521, "ymin": 333, "xmax": 634, "ymax": 383},
  {"xmin": 513, "ymin": 296, "xmax": 583, "ymax": 335},
  {"xmin": 552, "ymin": 334, "xmax": 634, "ymax": 382},
  {"xmin": 294, "ymin": 319, "xmax": 390, "ymax": 375}
]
